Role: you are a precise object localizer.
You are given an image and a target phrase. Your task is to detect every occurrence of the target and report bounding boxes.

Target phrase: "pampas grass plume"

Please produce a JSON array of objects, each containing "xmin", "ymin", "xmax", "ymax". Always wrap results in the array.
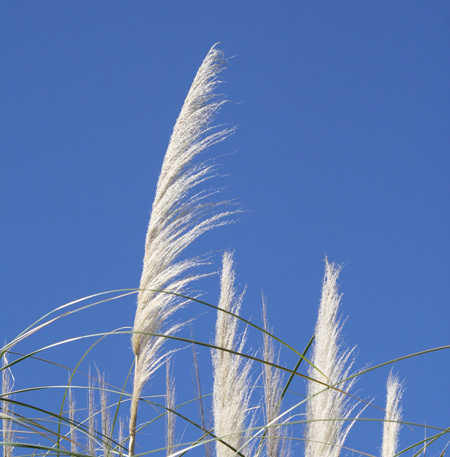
[
  {"xmin": 381, "ymin": 371, "xmax": 403, "ymax": 457},
  {"xmin": 305, "ymin": 258, "xmax": 356, "ymax": 457},
  {"xmin": 129, "ymin": 44, "xmax": 235, "ymax": 455},
  {"xmin": 1, "ymin": 354, "xmax": 14, "ymax": 457},
  {"xmin": 212, "ymin": 251, "xmax": 252, "ymax": 457},
  {"xmin": 262, "ymin": 296, "xmax": 287, "ymax": 457}
]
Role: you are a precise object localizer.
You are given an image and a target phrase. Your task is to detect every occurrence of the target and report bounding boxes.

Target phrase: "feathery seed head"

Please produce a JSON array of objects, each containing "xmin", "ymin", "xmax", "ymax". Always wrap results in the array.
[
  {"xmin": 305, "ymin": 258, "xmax": 357, "ymax": 457},
  {"xmin": 132, "ymin": 43, "xmax": 235, "ymax": 360},
  {"xmin": 129, "ymin": 44, "xmax": 236, "ymax": 456},
  {"xmin": 262, "ymin": 296, "xmax": 288, "ymax": 457},
  {"xmin": 2, "ymin": 354, "xmax": 15, "ymax": 457},
  {"xmin": 213, "ymin": 251, "xmax": 252, "ymax": 457},
  {"xmin": 381, "ymin": 371, "xmax": 404, "ymax": 457}
]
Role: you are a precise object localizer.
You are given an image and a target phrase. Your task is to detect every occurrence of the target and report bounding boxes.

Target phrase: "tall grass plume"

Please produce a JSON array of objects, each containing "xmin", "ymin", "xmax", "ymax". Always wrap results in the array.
[
  {"xmin": 381, "ymin": 371, "xmax": 403, "ymax": 457},
  {"xmin": 1, "ymin": 354, "xmax": 14, "ymax": 457},
  {"xmin": 129, "ymin": 44, "xmax": 235, "ymax": 455},
  {"xmin": 262, "ymin": 296, "xmax": 288, "ymax": 457},
  {"xmin": 305, "ymin": 258, "xmax": 357, "ymax": 457},
  {"xmin": 212, "ymin": 251, "xmax": 252, "ymax": 457}
]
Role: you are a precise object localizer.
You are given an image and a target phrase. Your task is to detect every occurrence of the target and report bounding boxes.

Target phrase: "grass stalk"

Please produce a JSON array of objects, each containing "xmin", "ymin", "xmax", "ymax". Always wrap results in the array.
[
  {"xmin": 88, "ymin": 367, "xmax": 96, "ymax": 457},
  {"xmin": 165, "ymin": 360, "xmax": 176, "ymax": 456},
  {"xmin": 68, "ymin": 386, "xmax": 77, "ymax": 454},
  {"xmin": 98, "ymin": 371, "xmax": 111, "ymax": 457}
]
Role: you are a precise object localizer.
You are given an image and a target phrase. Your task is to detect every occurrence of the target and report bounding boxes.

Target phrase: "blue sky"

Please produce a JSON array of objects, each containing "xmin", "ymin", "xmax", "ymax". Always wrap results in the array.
[{"xmin": 1, "ymin": 2, "xmax": 449, "ymax": 456}]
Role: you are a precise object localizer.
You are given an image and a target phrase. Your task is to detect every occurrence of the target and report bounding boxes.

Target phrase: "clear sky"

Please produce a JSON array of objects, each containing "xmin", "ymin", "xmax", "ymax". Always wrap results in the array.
[{"xmin": 1, "ymin": 2, "xmax": 449, "ymax": 456}]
